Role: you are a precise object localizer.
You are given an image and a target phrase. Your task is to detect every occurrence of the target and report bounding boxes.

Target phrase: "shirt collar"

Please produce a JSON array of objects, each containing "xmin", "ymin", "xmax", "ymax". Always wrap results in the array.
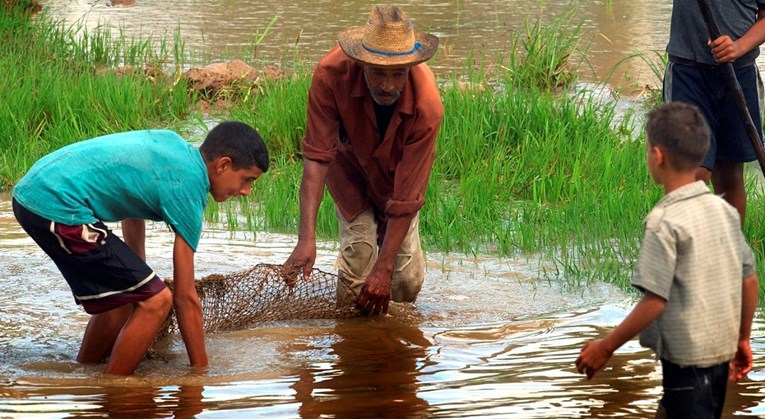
[{"xmin": 654, "ymin": 180, "xmax": 711, "ymax": 208}]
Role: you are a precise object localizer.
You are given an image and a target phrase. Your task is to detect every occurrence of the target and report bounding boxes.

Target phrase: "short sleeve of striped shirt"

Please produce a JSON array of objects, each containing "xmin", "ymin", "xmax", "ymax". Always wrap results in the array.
[{"xmin": 631, "ymin": 214, "xmax": 676, "ymax": 300}]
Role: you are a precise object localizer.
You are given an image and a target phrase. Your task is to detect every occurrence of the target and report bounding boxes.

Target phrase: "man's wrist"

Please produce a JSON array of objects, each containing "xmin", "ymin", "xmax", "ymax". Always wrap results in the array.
[
  {"xmin": 371, "ymin": 262, "xmax": 394, "ymax": 277},
  {"xmin": 297, "ymin": 233, "xmax": 316, "ymax": 242},
  {"xmin": 599, "ymin": 336, "xmax": 618, "ymax": 356}
]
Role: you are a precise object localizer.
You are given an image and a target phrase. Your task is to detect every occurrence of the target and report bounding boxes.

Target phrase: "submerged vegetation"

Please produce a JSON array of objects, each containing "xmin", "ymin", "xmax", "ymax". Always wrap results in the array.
[{"xmin": 3, "ymin": 6, "xmax": 765, "ymax": 303}]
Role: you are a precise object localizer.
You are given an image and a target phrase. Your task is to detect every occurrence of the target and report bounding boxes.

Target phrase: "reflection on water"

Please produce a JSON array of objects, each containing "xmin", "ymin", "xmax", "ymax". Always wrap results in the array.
[
  {"xmin": 290, "ymin": 319, "xmax": 431, "ymax": 418},
  {"xmin": 1, "ymin": 193, "xmax": 765, "ymax": 417}
]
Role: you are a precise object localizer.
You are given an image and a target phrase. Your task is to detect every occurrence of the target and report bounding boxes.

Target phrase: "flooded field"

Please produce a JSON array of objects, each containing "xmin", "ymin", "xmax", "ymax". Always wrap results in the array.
[
  {"xmin": 5, "ymin": 0, "xmax": 765, "ymax": 416},
  {"xmin": 2, "ymin": 191, "xmax": 765, "ymax": 417}
]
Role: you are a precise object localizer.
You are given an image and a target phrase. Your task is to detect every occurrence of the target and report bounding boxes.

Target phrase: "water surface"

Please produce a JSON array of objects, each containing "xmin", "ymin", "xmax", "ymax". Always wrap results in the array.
[
  {"xmin": 2, "ymin": 194, "xmax": 764, "ymax": 417},
  {"xmin": 41, "ymin": 0, "xmax": 675, "ymax": 91}
]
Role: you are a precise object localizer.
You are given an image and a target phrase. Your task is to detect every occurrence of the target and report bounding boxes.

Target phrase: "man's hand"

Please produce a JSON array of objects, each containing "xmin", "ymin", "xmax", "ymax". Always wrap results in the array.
[
  {"xmin": 355, "ymin": 269, "xmax": 391, "ymax": 316},
  {"xmin": 729, "ymin": 339, "xmax": 753, "ymax": 383},
  {"xmin": 709, "ymin": 35, "xmax": 742, "ymax": 63},
  {"xmin": 283, "ymin": 238, "xmax": 317, "ymax": 285},
  {"xmin": 575, "ymin": 340, "xmax": 613, "ymax": 380}
]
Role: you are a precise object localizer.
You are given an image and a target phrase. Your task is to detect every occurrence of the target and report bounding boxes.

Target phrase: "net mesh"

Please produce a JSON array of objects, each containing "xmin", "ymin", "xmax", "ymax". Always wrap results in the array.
[{"xmin": 159, "ymin": 264, "xmax": 361, "ymax": 336}]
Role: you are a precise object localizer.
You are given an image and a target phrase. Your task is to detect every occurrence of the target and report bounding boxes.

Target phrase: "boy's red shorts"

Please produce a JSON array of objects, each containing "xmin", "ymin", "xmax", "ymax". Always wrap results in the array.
[{"xmin": 12, "ymin": 198, "xmax": 167, "ymax": 314}]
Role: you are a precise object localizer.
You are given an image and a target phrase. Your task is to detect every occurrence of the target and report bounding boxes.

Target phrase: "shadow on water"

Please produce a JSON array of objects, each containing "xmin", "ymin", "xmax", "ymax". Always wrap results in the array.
[{"xmin": 2, "ymin": 193, "xmax": 765, "ymax": 417}]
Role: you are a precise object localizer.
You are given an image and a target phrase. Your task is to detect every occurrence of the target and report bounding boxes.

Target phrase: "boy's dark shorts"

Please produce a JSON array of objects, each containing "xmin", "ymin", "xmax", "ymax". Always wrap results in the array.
[
  {"xmin": 12, "ymin": 198, "xmax": 167, "ymax": 315},
  {"xmin": 663, "ymin": 60, "xmax": 763, "ymax": 170},
  {"xmin": 660, "ymin": 358, "xmax": 728, "ymax": 419}
]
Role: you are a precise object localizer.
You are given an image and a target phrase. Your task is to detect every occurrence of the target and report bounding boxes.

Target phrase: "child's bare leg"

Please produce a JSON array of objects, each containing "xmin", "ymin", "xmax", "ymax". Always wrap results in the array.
[
  {"xmin": 105, "ymin": 288, "xmax": 173, "ymax": 375},
  {"xmin": 696, "ymin": 162, "xmax": 746, "ymax": 223},
  {"xmin": 77, "ymin": 304, "xmax": 133, "ymax": 363},
  {"xmin": 695, "ymin": 166, "xmax": 712, "ymax": 183},
  {"xmin": 711, "ymin": 161, "xmax": 746, "ymax": 223}
]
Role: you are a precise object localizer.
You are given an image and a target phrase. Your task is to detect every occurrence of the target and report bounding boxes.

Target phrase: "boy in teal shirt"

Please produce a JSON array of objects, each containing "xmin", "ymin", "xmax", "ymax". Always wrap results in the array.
[{"xmin": 13, "ymin": 121, "xmax": 269, "ymax": 375}]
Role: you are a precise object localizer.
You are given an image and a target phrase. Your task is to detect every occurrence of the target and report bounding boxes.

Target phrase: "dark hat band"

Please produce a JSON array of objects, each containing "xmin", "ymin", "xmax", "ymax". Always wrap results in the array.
[{"xmin": 362, "ymin": 41, "xmax": 422, "ymax": 57}]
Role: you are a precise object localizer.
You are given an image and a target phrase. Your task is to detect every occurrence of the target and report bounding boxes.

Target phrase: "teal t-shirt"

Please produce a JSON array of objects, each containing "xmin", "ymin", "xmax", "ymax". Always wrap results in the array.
[{"xmin": 13, "ymin": 130, "xmax": 209, "ymax": 251}]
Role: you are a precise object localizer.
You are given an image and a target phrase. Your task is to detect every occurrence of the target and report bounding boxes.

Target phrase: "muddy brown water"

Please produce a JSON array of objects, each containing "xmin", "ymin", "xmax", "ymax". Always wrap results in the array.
[
  {"xmin": 2, "ymin": 191, "xmax": 765, "ymax": 417},
  {"xmin": 5, "ymin": 0, "xmax": 765, "ymax": 417},
  {"xmin": 35, "ymin": 0, "xmax": 765, "ymax": 94},
  {"xmin": 41, "ymin": 0, "xmax": 677, "ymax": 91}
]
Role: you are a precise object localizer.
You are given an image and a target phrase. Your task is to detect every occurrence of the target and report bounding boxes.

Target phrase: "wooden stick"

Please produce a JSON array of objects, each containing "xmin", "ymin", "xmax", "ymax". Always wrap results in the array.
[{"xmin": 696, "ymin": 0, "xmax": 765, "ymax": 175}]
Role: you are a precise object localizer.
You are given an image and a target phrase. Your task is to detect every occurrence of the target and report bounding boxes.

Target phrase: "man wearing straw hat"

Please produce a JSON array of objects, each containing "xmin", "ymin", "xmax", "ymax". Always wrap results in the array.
[{"xmin": 285, "ymin": 5, "xmax": 443, "ymax": 316}]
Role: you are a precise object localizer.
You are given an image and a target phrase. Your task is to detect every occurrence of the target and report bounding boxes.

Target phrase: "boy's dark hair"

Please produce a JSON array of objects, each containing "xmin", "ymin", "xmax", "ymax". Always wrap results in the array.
[
  {"xmin": 200, "ymin": 121, "xmax": 270, "ymax": 172},
  {"xmin": 646, "ymin": 102, "xmax": 710, "ymax": 171}
]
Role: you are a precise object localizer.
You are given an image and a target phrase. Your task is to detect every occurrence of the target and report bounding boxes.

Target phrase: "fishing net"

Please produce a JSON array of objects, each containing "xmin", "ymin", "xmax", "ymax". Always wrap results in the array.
[{"xmin": 159, "ymin": 264, "xmax": 361, "ymax": 337}]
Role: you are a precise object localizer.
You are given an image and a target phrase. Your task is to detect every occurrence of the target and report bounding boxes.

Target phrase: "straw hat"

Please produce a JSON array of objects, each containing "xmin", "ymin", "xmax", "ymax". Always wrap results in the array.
[{"xmin": 337, "ymin": 5, "xmax": 439, "ymax": 67}]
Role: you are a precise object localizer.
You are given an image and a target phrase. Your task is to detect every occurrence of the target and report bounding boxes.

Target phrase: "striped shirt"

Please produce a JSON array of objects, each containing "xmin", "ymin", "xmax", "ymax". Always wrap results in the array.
[{"xmin": 632, "ymin": 181, "xmax": 755, "ymax": 367}]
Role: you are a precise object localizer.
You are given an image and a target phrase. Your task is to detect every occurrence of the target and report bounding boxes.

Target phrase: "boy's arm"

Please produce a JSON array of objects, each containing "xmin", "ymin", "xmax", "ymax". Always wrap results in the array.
[
  {"xmin": 575, "ymin": 291, "xmax": 666, "ymax": 380},
  {"xmin": 710, "ymin": 10, "xmax": 765, "ymax": 63},
  {"xmin": 122, "ymin": 219, "xmax": 146, "ymax": 261},
  {"xmin": 730, "ymin": 273, "xmax": 759, "ymax": 382},
  {"xmin": 172, "ymin": 234, "xmax": 208, "ymax": 367}
]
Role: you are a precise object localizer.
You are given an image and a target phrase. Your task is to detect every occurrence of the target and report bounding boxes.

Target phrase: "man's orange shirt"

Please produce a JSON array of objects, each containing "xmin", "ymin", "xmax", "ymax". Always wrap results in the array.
[{"xmin": 301, "ymin": 46, "xmax": 443, "ymax": 224}]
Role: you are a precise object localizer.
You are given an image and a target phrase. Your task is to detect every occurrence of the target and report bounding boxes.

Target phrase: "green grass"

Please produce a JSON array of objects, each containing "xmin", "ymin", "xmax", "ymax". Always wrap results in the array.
[
  {"xmin": 209, "ymin": 9, "xmax": 659, "ymax": 291},
  {"xmin": 3, "ymin": 6, "xmax": 765, "ymax": 304},
  {"xmin": 0, "ymin": 9, "xmax": 191, "ymax": 188}
]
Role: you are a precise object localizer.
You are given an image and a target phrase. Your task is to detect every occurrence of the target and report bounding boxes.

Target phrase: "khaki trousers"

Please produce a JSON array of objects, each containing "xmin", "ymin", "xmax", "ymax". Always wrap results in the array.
[{"xmin": 336, "ymin": 207, "xmax": 425, "ymax": 305}]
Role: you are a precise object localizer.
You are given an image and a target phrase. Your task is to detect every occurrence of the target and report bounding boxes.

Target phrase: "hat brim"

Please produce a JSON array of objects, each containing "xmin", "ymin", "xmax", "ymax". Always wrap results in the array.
[{"xmin": 337, "ymin": 27, "xmax": 439, "ymax": 67}]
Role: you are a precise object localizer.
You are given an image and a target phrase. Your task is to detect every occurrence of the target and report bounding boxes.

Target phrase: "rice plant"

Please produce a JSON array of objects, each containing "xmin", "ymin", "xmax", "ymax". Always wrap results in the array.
[
  {"xmin": 0, "ymin": 10, "xmax": 191, "ymax": 188},
  {"xmin": 5, "ymin": 5, "xmax": 765, "ymax": 302}
]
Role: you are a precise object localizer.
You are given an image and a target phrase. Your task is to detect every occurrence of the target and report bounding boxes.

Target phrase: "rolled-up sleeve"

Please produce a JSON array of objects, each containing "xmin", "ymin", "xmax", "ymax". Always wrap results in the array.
[
  {"xmin": 385, "ymin": 117, "xmax": 441, "ymax": 217},
  {"xmin": 301, "ymin": 66, "xmax": 339, "ymax": 163}
]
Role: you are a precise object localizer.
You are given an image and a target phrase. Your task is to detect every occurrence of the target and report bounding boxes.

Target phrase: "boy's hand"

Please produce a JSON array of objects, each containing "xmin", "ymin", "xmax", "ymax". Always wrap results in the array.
[
  {"xmin": 729, "ymin": 339, "xmax": 753, "ymax": 383},
  {"xmin": 575, "ymin": 340, "xmax": 612, "ymax": 380},
  {"xmin": 709, "ymin": 35, "xmax": 741, "ymax": 63}
]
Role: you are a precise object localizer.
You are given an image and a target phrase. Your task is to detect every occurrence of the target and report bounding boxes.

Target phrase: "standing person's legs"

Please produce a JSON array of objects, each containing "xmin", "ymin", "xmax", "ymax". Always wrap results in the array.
[
  {"xmin": 711, "ymin": 161, "xmax": 746, "ymax": 221},
  {"xmin": 659, "ymin": 359, "xmax": 728, "ymax": 419},
  {"xmin": 712, "ymin": 65, "xmax": 763, "ymax": 224},
  {"xmin": 664, "ymin": 61, "xmax": 718, "ymax": 182},
  {"xmin": 13, "ymin": 198, "xmax": 171, "ymax": 374},
  {"xmin": 665, "ymin": 62, "xmax": 762, "ymax": 224},
  {"xmin": 78, "ymin": 289, "xmax": 173, "ymax": 374},
  {"xmin": 78, "ymin": 304, "xmax": 134, "ymax": 363}
]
